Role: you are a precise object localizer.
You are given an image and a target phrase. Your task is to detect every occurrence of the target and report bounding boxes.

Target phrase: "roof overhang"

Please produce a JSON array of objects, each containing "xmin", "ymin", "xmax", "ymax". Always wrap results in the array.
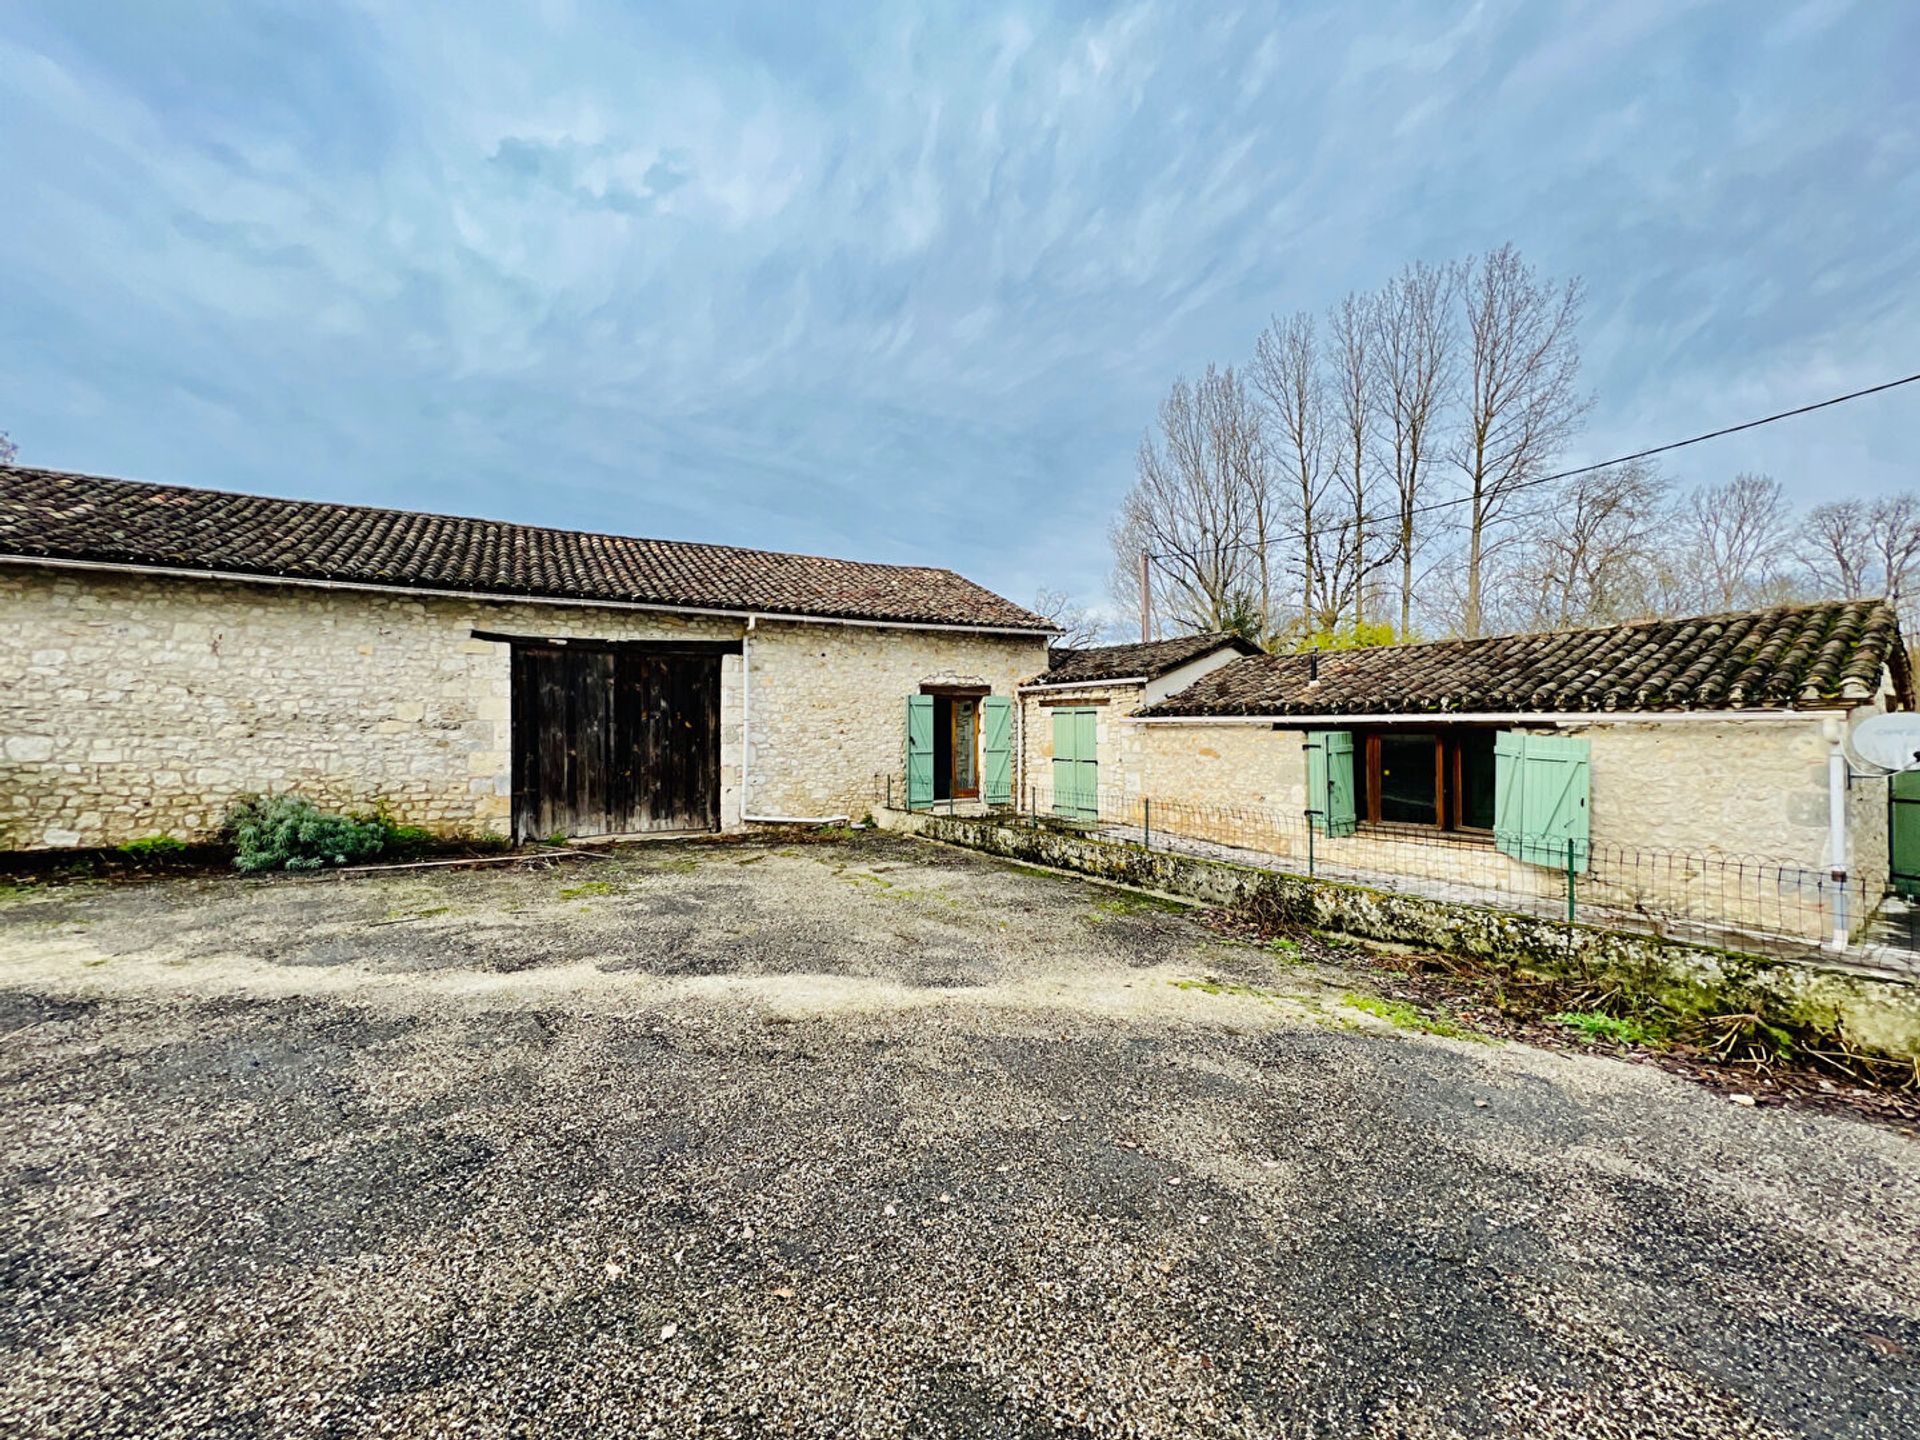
[
  {"xmin": 1127, "ymin": 708, "xmax": 1842, "ymax": 725},
  {"xmin": 1018, "ymin": 676, "xmax": 1148, "ymax": 693},
  {"xmin": 0, "ymin": 553, "xmax": 1060, "ymax": 639}
]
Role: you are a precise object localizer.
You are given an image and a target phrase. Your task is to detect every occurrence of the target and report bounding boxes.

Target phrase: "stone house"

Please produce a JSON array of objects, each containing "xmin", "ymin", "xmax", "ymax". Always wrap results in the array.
[
  {"xmin": 0, "ymin": 465, "xmax": 1053, "ymax": 850},
  {"xmin": 1118, "ymin": 601, "xmax": 1911, "ymax": 946},
  {"xmin": 1010, "ymin": 633, "xmax": 1256, "ymax": 818}
]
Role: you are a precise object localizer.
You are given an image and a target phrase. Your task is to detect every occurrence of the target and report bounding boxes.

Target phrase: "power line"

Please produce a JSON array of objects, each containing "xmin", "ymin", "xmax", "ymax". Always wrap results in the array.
[{"xmin": 1143, "ymin": 370, "xmax": 1920, "ymax": 567}]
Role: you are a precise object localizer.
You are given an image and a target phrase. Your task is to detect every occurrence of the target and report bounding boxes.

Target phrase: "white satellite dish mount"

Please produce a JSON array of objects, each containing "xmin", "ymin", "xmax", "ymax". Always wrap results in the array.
[{"xmin": 1847, "ymin": 712, "xmax": 1920, "ymax": 774}]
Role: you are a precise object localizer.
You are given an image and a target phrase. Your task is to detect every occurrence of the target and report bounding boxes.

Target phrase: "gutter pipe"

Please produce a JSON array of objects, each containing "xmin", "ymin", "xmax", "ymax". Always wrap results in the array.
[{"xmin": 1825, "ymin": 715, "xmax": 1850, "ymax": 950}]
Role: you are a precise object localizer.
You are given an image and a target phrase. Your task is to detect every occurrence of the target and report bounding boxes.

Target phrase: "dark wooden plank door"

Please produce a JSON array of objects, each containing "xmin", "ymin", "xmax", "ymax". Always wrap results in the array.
[{"xmin": 512, "ymin": 646, "xmax": 719, "ymax": 841}]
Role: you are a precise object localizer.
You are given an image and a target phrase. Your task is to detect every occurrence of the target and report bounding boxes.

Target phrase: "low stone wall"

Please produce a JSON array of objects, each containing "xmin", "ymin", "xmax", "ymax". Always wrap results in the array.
[{"xmin": 877, "ymin": 807, "xmax": 1920, "ymax": 1063}]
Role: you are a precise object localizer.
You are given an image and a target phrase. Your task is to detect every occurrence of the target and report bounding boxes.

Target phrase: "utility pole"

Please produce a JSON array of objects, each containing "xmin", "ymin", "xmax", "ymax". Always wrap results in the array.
[{"xmin": 1139, "ymin": 551, "xmax": 1153, "ymax": 642}]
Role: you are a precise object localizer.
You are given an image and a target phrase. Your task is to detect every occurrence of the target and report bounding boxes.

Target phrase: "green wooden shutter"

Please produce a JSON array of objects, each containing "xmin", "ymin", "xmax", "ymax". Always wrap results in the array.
[
  {"xmin": 1520, "ymin": 734, "xmax": 1590, "ymax": 871},
  {"xmin": 1324, "ymin": 731, "xmax": 1356, "ymax": 837},
  {"xmin": 1306, "ymin": 731, "xmax": 1356, "ymax": 836},
  {"xmin": 906, "ymin": 696, "xmax": 934, "ymax": 809},
  {"xmin": 1493, "ymin": 731, "xmax": 1528, "ymax": 860},
  {"xmin": 1051, "ymin": 710, "xmax": 1077, "ymax": 817},
  {"xmin": 1495, "ymin": 730, "xmax": 1590, "ymax": 871},
  {"xmin": 982, "ymin": 697, "xmax": 1012, "ymax": 805},
  {"xmin": 1074, "ymin": 709, "xmax": 1099, "ymax": 820},
  {"xmin": 1051, "ymin": 708, "xmax": 1098, "ymax": 820}
]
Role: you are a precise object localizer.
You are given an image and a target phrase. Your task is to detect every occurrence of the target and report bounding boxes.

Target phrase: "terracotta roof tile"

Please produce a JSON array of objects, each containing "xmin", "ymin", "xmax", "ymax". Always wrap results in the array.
[
  {"xmin": 1139, "ymin": 601, "xmax": 1911, "ymax": 717},
  {"xmin": 1029, "ymin": 632, "xmax": 1257, "ymax": 687},
  {"xmin": 0, "ymin": 466, "xmax": 1051, "ymax": 631}
]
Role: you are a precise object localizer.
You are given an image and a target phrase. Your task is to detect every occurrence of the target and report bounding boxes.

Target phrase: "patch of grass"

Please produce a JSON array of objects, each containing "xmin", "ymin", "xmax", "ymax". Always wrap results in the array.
[
  {"xmin": 1173, "ymin": 977, "xmax": 1284, "ymax": 1000},
  {"xmin": 1003, "ymin": 862, "xmax": 1064, "ymax": 881},
  {"xmin": 382, "ymin": 824, "xmax": 437, "ymax": 856},
  {"xmin": 384, "ymin": 904, "xmax": 453, "ymax": 922},
  {"xmin": 559, "ymin": 881, "xmax": 615, "ymax": 900},
  {"xmin": 1549, "ymin": 1010, "xmax": 1665, "ymax": 1047},
  {"xmin": 1266, "ymin": 936, "xmax": 1305, "ymax": 962},
  {"xmin": 1342, "ymin": 992, "xmax": 1491, "ymax": 1043},
  {"xmin": 0, "ymin": 882, "xmax": 42, "ymax": 906},
  {"xmin": 813, "ymin": 824, "xmax": 857, "ymax": 841},
  {"xmin": 117, "ymin": 834, "xmax": 187, "ymax": 862}
]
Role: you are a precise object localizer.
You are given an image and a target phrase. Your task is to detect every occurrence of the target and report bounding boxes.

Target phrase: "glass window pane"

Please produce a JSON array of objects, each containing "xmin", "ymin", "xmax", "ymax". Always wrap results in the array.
[
  {"xmin": 954, "ymin": 699, "xmax": 976, "ymax": 791},
  {"xmin": 1378, "ymin": 733, "xmax": 1436, "ymax": 824},
  {"xmin": 1459, "ymin": 729, "xmax": 1496, "ymax": 829}
]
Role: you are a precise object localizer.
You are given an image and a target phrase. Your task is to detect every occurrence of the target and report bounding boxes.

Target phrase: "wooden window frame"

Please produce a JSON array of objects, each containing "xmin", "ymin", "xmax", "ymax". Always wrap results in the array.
[{"xmin": 1353, "ymin": 727, "xmax": 1496, "ymax": 836}]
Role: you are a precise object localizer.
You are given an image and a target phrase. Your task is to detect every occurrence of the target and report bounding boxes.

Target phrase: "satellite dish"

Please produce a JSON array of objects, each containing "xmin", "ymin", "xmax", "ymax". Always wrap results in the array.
[{"xmin": 1848, "ymin": 712, "xmax": 1920, "ymax": 772}]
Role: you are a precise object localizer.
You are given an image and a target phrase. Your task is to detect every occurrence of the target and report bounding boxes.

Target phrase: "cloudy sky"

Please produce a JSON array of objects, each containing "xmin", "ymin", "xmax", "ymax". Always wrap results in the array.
[{"xmin": 3, "ymin": 1, "xmax": 1916, "ymax": 619}]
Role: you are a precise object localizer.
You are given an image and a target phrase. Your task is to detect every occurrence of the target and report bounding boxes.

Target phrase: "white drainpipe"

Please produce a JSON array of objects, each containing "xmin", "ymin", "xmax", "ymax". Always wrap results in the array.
[
  {"xmin": 1826, "ymin": 715, "xmax": 1850, "ymax": 950},
  {"xmin": 739, "ymin": 615, "xmax": 851, "ymax": 827}
]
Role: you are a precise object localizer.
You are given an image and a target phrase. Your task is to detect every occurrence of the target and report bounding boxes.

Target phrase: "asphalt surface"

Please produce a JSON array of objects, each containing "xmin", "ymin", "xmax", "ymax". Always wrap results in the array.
[{"xmin": 1, "ymin": 832, "xmax": 1915, "ymax": 1438}]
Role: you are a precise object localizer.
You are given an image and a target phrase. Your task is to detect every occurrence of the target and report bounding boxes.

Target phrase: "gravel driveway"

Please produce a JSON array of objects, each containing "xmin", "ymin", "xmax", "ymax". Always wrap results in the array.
[{"xmin": 1, "ymin": 832, "xmax": 1915, "ymax": 1438}]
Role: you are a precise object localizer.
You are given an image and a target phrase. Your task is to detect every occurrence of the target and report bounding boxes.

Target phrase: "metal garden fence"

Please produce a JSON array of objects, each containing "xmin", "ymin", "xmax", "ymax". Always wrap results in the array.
[{"xmin": 872, "ymin": 772, "xmax": 1917, "ymax": 971}]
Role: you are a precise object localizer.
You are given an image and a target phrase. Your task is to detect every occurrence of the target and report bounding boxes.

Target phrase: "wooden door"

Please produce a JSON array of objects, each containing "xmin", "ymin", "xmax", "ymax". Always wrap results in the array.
[{"xmin": 512, "ymin": 646, "xmax": 719, "ymax": 841}]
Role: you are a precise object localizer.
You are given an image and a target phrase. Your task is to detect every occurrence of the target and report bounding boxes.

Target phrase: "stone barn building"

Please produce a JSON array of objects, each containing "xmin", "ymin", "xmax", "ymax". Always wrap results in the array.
[{"xmin": 0, "ymin": 466, "xmax": 1053, "ymax": 850}]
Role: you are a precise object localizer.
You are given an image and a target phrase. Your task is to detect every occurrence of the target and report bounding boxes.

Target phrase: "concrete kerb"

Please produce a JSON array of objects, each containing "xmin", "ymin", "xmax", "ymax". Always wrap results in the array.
[{"xmin": 875, "ymin": 806, "xmax": 1920, "ymax": 1063}]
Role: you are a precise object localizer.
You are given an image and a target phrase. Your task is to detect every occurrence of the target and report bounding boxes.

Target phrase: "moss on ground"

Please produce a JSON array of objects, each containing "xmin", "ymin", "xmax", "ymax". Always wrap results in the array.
[
  {"xmin": 1092, "ymin": 891, "xmax": 1192, "ymax": 918},
  {"xmin": 1172, "ymin": 977, "xmax": 1287, "ymax": 1001},
  {"xmin": 1342, "ymin": 992, "xmax": 1492, "ymax": 1043}
]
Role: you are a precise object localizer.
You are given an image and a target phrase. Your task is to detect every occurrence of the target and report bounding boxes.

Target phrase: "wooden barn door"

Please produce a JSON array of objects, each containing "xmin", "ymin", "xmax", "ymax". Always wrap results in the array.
[{"xmin": 511, "ymin": 644, "xmax": 720, "ymax": 842}]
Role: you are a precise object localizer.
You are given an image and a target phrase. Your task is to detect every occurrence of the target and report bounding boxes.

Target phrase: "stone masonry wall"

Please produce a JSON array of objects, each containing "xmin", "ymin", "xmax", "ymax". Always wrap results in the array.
[
  {"xmin": 1017, "ymin": 683, "xmax": 1142, "ymax": 817},
  {"xmin": 744, "ymin": 620, "xmax": 1044, "ymax": 820},
  {"xmin": 0, "ymin": 565, "xmax": 1045, "ymax": 850},
  {"xmin": 1102, "ymin": 714, "xmax": 1869, "ymax": 943}
]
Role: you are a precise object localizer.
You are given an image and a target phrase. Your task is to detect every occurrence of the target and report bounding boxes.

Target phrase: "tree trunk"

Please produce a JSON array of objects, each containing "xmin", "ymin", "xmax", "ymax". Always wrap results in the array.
[{"xmin": 1465, "ymin": 491, "xmax": 1485, "ymax": 639}]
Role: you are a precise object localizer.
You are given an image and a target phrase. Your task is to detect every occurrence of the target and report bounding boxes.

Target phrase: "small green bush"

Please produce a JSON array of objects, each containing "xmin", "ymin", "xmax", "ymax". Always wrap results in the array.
[
  {"xmin": 118, "ymin": 834, "xmax": 188, "ymax": 862},
  {"xmin": 225, "ymin": 794, "xmax": 390, "ymax": 874}
]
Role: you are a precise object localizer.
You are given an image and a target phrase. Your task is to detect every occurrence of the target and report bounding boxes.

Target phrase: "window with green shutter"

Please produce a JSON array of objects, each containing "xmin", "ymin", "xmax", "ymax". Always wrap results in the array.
[
  {"xmin": 1305, "ymin": 730, "xmax": 1357, "ymax": 836},
  {"xmin": 1493, "ymin": 730, "xmax": 1590, "ymax": 871}
]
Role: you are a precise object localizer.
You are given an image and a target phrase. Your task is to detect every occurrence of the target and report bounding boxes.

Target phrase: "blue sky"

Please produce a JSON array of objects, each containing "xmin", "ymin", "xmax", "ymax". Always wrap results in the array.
[{"xmin": 3, "ymin": 1, "xmax": 1917, "ymax": 619}]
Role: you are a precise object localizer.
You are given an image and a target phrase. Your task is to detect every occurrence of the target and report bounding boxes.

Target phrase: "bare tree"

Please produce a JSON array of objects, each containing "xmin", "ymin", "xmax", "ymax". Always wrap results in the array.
[
  {"xmin": 1486, "ymin": 462, "xmax": 1667, "ymax": 631},
  {"xmin": 1799, "ymin": 492, "xmax": 1920, "ymax": 655},
  {"xmin": 1452, "ymin": 245, "xmax": 1589, "ymax": 637},
  {"xmin": 1252, "ymin": 311, "xmax": 1337, "ymax": 637},
  {"xmin": 1369, "ymin": 260, "xmax": 1457, "ymax": 638},
  {"xmin": 1108, "ymin": 369, "xmax": 1254, "ymax": 636},
  {"xmin": 0, "ymin": 430, "xmax": 16, "ymax": 466},
  {"xmin": 1326, "ymin": 292, "xmax": 1375, "ymax": 632},
  {"xmin": 1032, "ymin": 587, "xmax": 1106, "ymax": 650},
  {"xmin": 1797, "ymin": 499, "xmax": 1875, "ymax": 599},
  {"xmin": 1667, "ymin": 473, "xmax": 1796, "ymax": 612},
  {"xmin": 1197, "ymin": 364, "xmax": 1277, "ymax": 646}
]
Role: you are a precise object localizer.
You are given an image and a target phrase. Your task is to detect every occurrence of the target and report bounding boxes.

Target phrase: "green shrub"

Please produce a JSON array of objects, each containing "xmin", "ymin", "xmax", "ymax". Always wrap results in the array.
[
  {"xmin": 225, "ymin": 794, "xmax": 390, "ymax": 874},
  {"xmin": 118, "ymin": 834, "xmax": 188, "ymax": 862}
]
